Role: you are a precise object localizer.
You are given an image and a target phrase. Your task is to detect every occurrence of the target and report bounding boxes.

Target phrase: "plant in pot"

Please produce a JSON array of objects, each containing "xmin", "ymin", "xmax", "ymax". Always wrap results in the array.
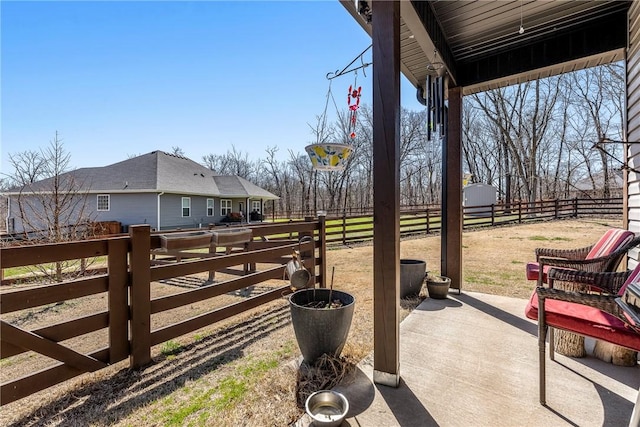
[
  {"xmin": 425, "ymin": 272, "xmax": 451, "ymax": 299},
  {"xmin": 288, "ymin": 267, "xmax": 355, "ymax": 364}
]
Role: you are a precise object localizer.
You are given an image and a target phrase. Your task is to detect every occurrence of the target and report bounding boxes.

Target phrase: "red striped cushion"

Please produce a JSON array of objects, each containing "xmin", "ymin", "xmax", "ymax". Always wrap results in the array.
[
  {"xmin": 586, "ymin": 229, "xmax": 634, "ymax": 259},
  {"xmin": 618, "ymin": 262, "xmax": 640, "ymax": 296}
]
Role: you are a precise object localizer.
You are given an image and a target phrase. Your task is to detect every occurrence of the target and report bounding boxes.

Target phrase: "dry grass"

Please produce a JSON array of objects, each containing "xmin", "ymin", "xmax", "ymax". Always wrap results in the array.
[{"xmin": 0, "ymin": 217, "xmax": 621, "ymax": 426}]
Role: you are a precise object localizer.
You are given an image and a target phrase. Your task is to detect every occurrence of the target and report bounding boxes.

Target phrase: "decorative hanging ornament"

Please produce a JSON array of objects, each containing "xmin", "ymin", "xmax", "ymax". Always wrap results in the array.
[{"xmin": 347, "ymin": 84, "xmax": 361, "ymax": 139}]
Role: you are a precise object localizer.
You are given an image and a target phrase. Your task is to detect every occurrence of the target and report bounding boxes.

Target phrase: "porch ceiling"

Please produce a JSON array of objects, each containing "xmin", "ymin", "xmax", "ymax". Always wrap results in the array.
[{"xmin": 341, "ymin": 0, "xmax": 630, "ymax": 95}]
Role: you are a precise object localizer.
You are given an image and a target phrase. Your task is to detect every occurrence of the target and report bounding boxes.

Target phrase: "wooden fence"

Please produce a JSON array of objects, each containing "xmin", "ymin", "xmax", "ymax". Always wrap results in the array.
[
  {"xmin": 275, "ymin": 197, "xmax": 622, "ymax": 222},
  {"xmin": 320, "ymin": 197, "xmax": 623, "ymax": 246},
  {"xmin": 0, "ymin": 219, "xmax": 327, "ymax": 405}
]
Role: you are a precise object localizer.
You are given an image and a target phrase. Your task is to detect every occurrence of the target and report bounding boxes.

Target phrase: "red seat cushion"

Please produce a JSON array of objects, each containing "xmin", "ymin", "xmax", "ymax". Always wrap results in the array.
[{"xmin": 525, "ymin": 292, "xmax": 640, "ymax": 351}]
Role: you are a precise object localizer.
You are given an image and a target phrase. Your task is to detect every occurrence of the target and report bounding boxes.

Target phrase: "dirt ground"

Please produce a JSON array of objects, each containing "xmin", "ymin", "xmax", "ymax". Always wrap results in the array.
[{"xmin": 0, "ymin": 217, "xmax": 622, "ymax": 426}]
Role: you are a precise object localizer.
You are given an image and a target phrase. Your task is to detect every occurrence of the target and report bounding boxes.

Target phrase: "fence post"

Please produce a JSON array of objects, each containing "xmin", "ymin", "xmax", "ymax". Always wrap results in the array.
[
  {"xmin": 129, "ymin": 225, "xmax": 151, "ymax": 368},
  {"xmin": 554, "ymin": 199, "xmax": 559, "ymax": 219},
  {"xmin": 342, "ymin": 211, "xmax": 347, "ymax": 246},
  {"xmin": 518, "ymin": 201, "xmax": 522, "ymax": 223},
  {"xmin": 108, "ymin": 238, "xmax": 130, "ymax": 364},
  {"xmin": 303, "ymin": 216, "xmax": 316, "ymax": 287},
  {"xmin": 491, "ymin": 204, "xmax": 495, "ymax": 226},
  {"xmin": 426, "ymin": 208, "xmax": 430, "ymax": 234},
  {"xmin": 574, "ymin": 197, "xmax": 578, "ymax": 217},
  {"xmin": 318, "ymin": 212, "xmax": 327, "ymax": 288}
]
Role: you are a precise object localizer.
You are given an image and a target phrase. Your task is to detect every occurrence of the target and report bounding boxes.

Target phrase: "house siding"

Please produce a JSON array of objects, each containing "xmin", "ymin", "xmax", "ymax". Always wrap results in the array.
[
  {"xmin": 7, "ymin": 193, "xmax": 104, "ymax": 235},
  {"xmin": 94, "ymin": 193, "xmax": 159, "ymax": 231},
  {"xmin": 159, "ymin": 194, "xmax": 228, "ymax": 229},
  {"xmin": 627, "ymin": 1, "xmax": 640, "ymax": 265}
]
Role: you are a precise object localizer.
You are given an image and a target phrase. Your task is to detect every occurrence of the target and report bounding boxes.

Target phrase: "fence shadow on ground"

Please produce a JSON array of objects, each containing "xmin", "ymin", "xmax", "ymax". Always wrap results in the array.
[{"xmin": 7, "ymin": 303, "xmax": 292, "ymax": 427}]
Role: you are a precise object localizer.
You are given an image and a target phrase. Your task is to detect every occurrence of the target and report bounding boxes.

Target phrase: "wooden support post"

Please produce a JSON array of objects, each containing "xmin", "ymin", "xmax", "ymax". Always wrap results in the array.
[
  {"xmin": 372, "ymin": 0, "xmax": 400, "ymax": 388},
  {"xmin": 129, "ymin": 225, "xmax": 151, "ymax": 368},
  {"xmin": 442, "ymin": 86, "xmax": 463, "ymax": 292}
]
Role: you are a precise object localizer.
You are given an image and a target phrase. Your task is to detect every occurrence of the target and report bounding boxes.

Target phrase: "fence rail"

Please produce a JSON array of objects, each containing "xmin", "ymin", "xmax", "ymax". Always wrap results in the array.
[
  {"xmin": 273, "ymin": 196, "xmax": 622, "ymax": 221},
  {"xmin": 0, "ymin": 220, "xmax": 326, "ymax": 405},
  {"xmin": 320, "ymin": 197, "xmax": 622, "ymax": 246}
]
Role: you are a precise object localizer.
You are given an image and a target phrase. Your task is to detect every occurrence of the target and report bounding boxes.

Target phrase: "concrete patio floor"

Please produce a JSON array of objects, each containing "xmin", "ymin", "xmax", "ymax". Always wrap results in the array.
[{"xmin": 297, "ymin": 291, "xmax": 639, "ymax": 427}]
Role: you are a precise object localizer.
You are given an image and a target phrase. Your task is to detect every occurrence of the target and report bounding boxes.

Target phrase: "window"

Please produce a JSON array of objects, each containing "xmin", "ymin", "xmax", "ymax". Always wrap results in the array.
[
  {"xmin": 182, "ymin": 197, "xmax": 191, "ymax": 217},
  {"xmin": 252, "ymin": 201, "xmax": 261, "ymax": 213},
  {"xmin": 97, "ymin": 194, "xmax": 110, "ymax": 211},
  {"xmin": 207, "ymin": 199, "xmax": 214, "ymax": 216},
  {"xmin": 221, "ymin": 199, "xmax": 232, "ymax": 216}
]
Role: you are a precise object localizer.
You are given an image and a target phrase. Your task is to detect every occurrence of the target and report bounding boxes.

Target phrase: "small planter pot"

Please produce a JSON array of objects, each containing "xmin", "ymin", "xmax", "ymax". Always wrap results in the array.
[
  {"xmin": 289, "ymin": 288, "xmax": 355, "ymax": 364},
  {"xmin": 426, "ymin": 275, "xmax": 451, "ymax": 299},
  {"xmin": 400, "ymin": 259, "xmax": 426, "ymax": 298}
]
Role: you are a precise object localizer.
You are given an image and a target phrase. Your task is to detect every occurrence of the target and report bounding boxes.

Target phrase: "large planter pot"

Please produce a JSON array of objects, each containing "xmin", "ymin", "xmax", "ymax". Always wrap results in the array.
[
  {"xmin": 426, "ymin": 275, "xmax": 451, "ymax": 299},
  {"xmin": 289, "ymin": 289, "xmax": 355, "ymax": 364},
  {"xmin": 400, "ymin": 259, "xmax": 426, "ymax": 298}
]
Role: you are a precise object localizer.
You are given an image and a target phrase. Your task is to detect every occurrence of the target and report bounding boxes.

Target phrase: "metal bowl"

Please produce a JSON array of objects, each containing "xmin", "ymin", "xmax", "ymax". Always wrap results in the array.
[{"xmin": 305, "ymin": 390, "xmax": 349, "ymax": 426}]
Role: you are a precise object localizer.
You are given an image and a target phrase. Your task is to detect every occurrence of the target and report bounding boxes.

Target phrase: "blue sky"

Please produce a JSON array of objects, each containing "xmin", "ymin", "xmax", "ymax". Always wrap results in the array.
[{"xmin": 1, "ymin": 1, "xmax": 422, "ymax": 174}]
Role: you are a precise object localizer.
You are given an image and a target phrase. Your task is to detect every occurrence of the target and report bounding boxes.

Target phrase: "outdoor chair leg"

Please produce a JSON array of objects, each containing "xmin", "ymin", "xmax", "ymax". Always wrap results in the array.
[
  {"xmin": 549, "ymin": 327, "xmax": 555, "ymax": 362},
  {"xmin": 630, "ymin": 386, "xmax": 640, "ymax": 427},
  {"xmin": 538, "ymin": 297, "xmax": 547, "ymax": 405}
]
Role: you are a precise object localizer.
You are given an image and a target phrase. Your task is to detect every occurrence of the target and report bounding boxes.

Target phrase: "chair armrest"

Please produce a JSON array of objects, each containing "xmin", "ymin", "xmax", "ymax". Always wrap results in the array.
[
  {"xmin": 536, "ymin": 286, "xmax": 621, "ymax": 315},
  {"xmin": 547, "ymin": 268, "xmax": 631, "ymax": 294},
  {"xmin": 538, "ymin": 253, "xmax": 628, "ymax": 275},
  {"xmin": 535, "ymin": 245, "xmax": 592, "ymax": 262}
]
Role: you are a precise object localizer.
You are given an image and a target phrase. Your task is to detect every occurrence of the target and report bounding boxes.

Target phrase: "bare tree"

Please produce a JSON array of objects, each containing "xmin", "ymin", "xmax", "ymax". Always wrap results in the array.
[
  {"xmin": 8, "ymin": 132, "xmax": 97, "ymax": 281},
  {"xmin": 202, "ymin": 145, "xmax": 255, "ymax": 180},
  {"xmin": 171, "ymin": 146, "xmax": 186, "ymax": 156}
]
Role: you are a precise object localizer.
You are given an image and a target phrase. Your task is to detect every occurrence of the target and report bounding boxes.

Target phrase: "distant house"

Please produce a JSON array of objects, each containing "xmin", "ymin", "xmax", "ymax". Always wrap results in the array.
[
  {"xmin": 571, "ymin": 170, "xmax": 623, "ymax": 198},
  {"xmin": 4, "ymin": 151, "xmax": 279, "ymax": 234}
]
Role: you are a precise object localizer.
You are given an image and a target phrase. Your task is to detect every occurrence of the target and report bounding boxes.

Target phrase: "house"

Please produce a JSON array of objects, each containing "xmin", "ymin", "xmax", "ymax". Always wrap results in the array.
[
  {"xmin": 571, "ymin": 170, "xmax": 624, "ymax": 198},
  {"xmin": 3, "ymin": 151, "xmax": 279, "ymax": 234}
]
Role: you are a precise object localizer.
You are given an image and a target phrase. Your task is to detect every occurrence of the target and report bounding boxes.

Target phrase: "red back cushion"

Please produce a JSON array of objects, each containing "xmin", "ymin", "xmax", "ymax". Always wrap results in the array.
[{"xmin": 586, "ymin": 229, "xmax": 634, "ymax": 260}]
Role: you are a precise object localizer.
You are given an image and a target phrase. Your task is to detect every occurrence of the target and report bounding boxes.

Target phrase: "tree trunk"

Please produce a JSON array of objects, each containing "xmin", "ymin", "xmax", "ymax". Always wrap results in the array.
[
  {"xmin": 553, "ymin": 281, "xmax": 586, "ymax": 357},
  {"xmin": 593, "ymin": 340, "xmax": 638, "ymax": 366}
]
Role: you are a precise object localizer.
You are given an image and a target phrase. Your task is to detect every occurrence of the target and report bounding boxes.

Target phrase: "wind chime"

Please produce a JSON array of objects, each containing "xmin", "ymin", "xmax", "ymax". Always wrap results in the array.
[
  {"xmin": 425, "ymin": 49, "xmax": 446, "ymax": 142},
  {"xmin": 305, "ymin": 45, "xmax": 371, "ymax": 171}
]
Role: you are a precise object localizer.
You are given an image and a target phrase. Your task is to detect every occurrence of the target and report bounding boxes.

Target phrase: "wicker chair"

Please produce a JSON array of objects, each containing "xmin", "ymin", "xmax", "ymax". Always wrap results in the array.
[
  {"xmin": 525, "ymin": 266, "xmax": 640, "ymax": 425},
  {"xmin": 526, "ymin": 229, "xmax": 640, "ymax": 287}
]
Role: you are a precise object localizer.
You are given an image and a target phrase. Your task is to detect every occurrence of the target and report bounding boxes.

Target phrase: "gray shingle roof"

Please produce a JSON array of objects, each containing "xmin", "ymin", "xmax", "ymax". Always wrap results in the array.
[{"xmin": 6, "ymin": 151, "xmax": 279, "ymax": 200}]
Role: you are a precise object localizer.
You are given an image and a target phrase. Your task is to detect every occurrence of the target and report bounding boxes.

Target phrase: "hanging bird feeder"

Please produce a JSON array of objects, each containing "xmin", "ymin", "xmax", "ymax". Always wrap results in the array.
[
  {"xmin": 305, "ymin": 142, "xmax": 353, "ymax": 171},
  {"xmin": 305, "ymin": 45, "xmax": 371, "ymax": 171}
]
